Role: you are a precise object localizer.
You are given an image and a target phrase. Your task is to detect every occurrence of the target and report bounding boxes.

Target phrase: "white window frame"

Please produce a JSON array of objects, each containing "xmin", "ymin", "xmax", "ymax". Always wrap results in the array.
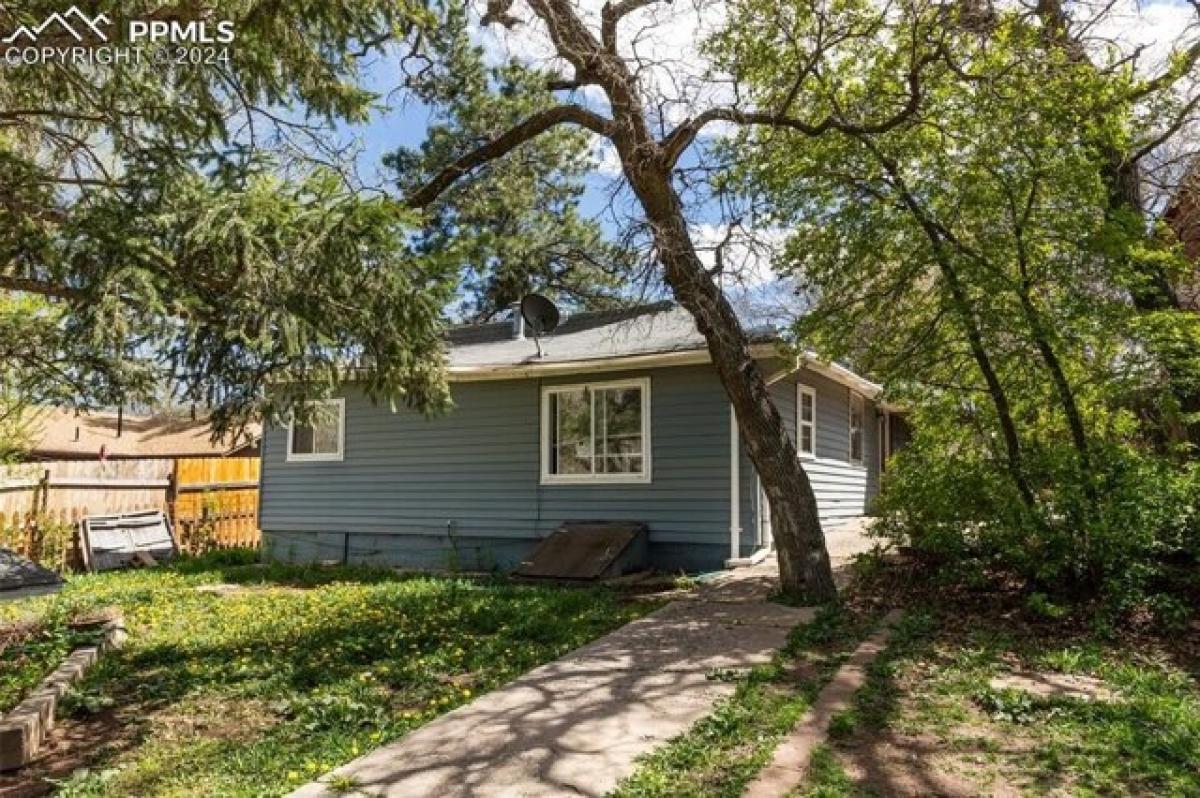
[
  {"xmin": 848, "ymin": 391, "xmax": 865, "ymax": 466},
  {"xmin": 796, "ymin": 383, "xmax": 817, "ymax": 459},
  {"xmin": 540, "ymin": 377, "xmax": 651, "ymax": 485},
  {"xmin": 286, "ymin": 398, "xmax": 345, "ymax": 462}
]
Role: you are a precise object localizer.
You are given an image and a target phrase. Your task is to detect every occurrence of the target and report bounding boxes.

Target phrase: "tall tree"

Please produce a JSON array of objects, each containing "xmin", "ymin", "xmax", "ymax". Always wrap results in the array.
[
  {"xmin": 384, "ymin": 2, "xmax": 633, "ymax": 321},
  {"xmin": 0, "ymin": 1, "xmax": 455, "ymax": 432},
  {"xmin": 1027, "ymin": 0, "xmax": 1200, "ymax": 449},
  {"xmin": 385, "ymin": 0, "xmax": 953, "ymax": 599},
  {"xmin": 715, "ymin": 0, "xmax": 1200, "ymax": 585}
]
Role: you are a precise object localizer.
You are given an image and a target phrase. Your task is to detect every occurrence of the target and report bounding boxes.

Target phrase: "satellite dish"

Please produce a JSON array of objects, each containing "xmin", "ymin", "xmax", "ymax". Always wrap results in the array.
[
  {"xmin": 520, "ymin": 294, "xmax": 561, "ymax": 336},
  {"xmin": 519, "ymin": 294, "xmax": 560, "ymax": 359}
]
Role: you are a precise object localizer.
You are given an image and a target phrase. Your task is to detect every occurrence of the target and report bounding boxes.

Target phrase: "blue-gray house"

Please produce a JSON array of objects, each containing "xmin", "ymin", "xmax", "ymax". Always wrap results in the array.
[{"xmin": 259, "ymin": 303, "xmax": 907, "ymax": 573}]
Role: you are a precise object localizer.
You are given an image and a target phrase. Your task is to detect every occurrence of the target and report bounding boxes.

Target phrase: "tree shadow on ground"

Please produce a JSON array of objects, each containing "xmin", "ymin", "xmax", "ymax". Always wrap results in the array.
[{"xmin": 0, "ymin": 569, "xmax": 645, "ymax": 796}]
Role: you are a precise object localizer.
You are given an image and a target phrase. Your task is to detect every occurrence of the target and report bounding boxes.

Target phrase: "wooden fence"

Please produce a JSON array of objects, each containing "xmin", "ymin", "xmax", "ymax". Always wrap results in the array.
[{"xmin": 0, "ymin": 457, "xmax": 260, "ymax": 570}]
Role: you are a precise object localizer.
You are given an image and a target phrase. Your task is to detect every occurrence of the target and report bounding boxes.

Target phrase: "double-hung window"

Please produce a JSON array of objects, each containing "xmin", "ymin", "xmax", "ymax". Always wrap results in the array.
[
  {"xmin": 287, "ymin": 398, "xmax": 345, "ymax": 462},
  {"xmin": 848, "ymin": 392, "xmax": 865, "ymax": 465},
  {"xmin": 541, "ymin": 378, "xmax": 650, "ymax": 484},
  {"xmin": 796, "ymin": 384, "xmax": 816, "ymax": 458}
]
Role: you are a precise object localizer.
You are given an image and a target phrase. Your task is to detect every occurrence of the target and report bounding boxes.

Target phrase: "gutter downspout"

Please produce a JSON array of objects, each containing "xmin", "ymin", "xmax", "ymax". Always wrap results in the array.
[{"xmin": 729, "ymin": 403, "xmax": 741, "ymax": 562}]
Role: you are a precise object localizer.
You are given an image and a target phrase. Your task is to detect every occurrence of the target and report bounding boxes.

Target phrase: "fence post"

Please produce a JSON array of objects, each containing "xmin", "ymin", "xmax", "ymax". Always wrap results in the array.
[
  {"xmin": 167, "ymin": 459, "xmax": 179, "ymax": 523},
  {"xmin": 26, "ymin": 470, "xmax": 51, "ymax": 560},
  {"xmin": 37, "ymin": 468, "xmax": 50, "ymax": 514}
]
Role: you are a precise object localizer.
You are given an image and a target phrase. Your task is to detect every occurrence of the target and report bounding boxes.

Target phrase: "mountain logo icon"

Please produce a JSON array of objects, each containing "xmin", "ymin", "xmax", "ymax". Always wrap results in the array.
[{"xmin": 3, "ymin": 6, "xmax": 112, "ymax": 44}]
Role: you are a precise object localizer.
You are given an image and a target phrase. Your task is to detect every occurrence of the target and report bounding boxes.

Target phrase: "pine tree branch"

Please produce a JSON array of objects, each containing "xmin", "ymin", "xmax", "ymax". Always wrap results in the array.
[{"xmin": 403, "ymin": 105, "xmax": 615, "ymax": 209}]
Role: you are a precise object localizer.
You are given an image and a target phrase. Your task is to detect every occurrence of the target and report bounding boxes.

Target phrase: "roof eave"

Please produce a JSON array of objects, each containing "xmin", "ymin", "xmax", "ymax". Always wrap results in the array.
[
  {"xmin": 448, "ymin": 343, "xmax": 897, "ymax": 408},
  {"xmin": 447, "ymin": 348, "xmax": 715, "ymax": 381}
]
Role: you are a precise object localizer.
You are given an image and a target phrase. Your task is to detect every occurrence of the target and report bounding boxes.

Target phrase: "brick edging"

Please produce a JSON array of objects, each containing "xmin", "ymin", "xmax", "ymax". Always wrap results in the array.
[
  {"xmin": 743, "ymin": 609, "xmax": 904, "ymax": 798},
  {"xmin": 0, "ymin": 613, "xmax": 126, "ymax": 771}
]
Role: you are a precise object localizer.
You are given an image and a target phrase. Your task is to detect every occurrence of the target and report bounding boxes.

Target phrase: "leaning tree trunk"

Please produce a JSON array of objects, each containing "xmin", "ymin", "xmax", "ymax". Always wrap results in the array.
[
  {"xmin": 420, "ymin": 0, "xmax": 840, "ymax": 600},
  {"xmin": 624, "ymin": 159, "xmax": 837, "ymax": 600}
]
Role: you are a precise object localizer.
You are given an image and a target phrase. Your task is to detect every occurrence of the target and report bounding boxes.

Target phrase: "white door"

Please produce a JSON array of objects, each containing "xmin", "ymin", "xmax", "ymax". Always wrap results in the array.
[{"xmin": 758, "ymin": 478, "xmax": 773, "ymax": 548}]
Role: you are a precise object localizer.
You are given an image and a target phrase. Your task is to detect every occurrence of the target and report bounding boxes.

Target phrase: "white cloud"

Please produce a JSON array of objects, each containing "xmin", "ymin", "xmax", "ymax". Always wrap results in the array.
[
  {"xmin": 591, "ymin": 137, "xmax": 624, "ymax": 177},
  {"xmin": 473, "ymin": 0, "xmax": 1197, "ymax": 114},
  {"xmin": 472, "ymin": 0, "xmax": 1198, "ymax": 189},
  {"xmin": 475, "ymin": 0, "xmax": 734, "ymax": 135},
  {"xmin": 690, "ymin": 221, "xmax": 806, "ymax": 325},
  {"xmin": 690, "ymin": 222, "xmax": 788, "ymax": 285},
  {"xmin": 1083, "ymin": 0, "xmax": 1198, "ymax": 74}
]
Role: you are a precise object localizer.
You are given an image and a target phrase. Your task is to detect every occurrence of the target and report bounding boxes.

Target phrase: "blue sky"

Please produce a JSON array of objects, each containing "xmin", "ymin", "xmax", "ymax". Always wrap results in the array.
[
  {"xmin": 339, "ymin": 93, "xmax": 626, "ymax": 231},
  {"xmin": 327, "ymin": 0, "xmax": 1196, "ymax": 300}
]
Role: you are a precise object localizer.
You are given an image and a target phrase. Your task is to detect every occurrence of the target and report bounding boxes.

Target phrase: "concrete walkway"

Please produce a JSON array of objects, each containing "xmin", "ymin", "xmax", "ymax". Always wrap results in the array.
[
  {"xmin": 291, "ymin": 562, "xmax": 814, "ymax": 798},
  {"xmin": 822, "ymin": 517, "xmax": 882, "ymax": 568}
]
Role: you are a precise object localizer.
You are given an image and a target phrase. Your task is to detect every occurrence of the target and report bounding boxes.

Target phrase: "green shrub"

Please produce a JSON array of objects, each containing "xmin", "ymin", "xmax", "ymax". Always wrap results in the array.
[
  {"xmin": 0, "ymin": 514, "xmax": 78, "ymax": 572},
  {"xmin": 874, "ymin": 428, "xmax": 1199, "ymax": 611}
]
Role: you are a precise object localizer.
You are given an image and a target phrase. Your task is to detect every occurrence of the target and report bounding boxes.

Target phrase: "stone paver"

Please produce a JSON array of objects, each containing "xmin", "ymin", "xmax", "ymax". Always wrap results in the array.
[
  {"xmin": 291, "ymin": 561, "xmax": 813, "ymax": 798},
  {"xmin": 744, "ymin": 609, "xmax": 903, "ymax": 798}
]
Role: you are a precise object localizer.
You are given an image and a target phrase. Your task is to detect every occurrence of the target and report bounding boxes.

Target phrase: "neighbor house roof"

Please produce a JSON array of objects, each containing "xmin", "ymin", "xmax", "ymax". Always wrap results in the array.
[
  {"xmin": 444, "ymin": 301, "xmax": 886, "ymax": 400},
  {"xmin": 23, "ymin": 408, "xmax": 260, "ymax": 460}
]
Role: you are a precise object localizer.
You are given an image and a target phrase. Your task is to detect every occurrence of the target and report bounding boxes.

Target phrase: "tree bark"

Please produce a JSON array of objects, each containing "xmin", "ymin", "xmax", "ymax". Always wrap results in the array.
[
  {"xmin": 545, "ymin": 0, "xmax": 835, "ymax": 598},
  {"xmin": 625, "ymin": 160, "xmax": 836, "ymax": 599},
  {"xmin": 859, "ymin": 137, "xmax": 1038, "ymax": 507},
  {"xmin": 939, "ymin": 261, "xmax": 1039, "ymax": 508},
  {"xmin": 597, "ymin": 62, "xmax": 836, "ymax": 599},
  {"xmin": 1011, "ymin": 272, "xmax": 1096, "ymax": 501},
  {"xmin": 411, "ymin": 0, "xmax": 840, "ymax": 599}
]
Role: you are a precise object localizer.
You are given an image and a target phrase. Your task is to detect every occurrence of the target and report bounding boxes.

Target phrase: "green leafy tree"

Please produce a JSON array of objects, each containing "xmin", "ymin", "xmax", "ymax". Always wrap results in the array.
[
  {"xmin": 381, "ymin": 0, "xmax": 958, "ymax": 599},
  {"xmin": 0, "ymin": 0, "xmax": 453, "ymax": 432},
  {"xmin": 714, "ymin": 0, "xmax": 1200, "ymax": 595}
]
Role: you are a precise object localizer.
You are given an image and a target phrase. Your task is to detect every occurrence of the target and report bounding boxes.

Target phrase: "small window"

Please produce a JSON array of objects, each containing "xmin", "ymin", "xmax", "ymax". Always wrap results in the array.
[
  {"xmin": 542, "ymin": 378, "xmax": 650, "ymax": 484},
  {"xmin": 849, "ymin": 392, "xmax": 864, "ymax": 465},
  {"xmin": 797, "ymin": 384, "xmax": 816, "ymax": 458},
  {"xmin": 287, "ymin": 398, "xmax": 345, "ymax": 462}
]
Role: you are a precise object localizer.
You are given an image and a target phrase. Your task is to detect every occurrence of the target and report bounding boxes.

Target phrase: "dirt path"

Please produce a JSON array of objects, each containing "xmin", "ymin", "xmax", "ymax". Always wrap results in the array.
[{"xmin": 290, "ymin": 562, "xmax": 813, "ymax": 798}]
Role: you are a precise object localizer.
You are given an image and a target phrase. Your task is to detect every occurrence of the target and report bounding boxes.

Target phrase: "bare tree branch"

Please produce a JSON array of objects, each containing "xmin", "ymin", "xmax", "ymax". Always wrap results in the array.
[
  {"xmin": 660, "ymin": 71, "xmax": 928, "ymax": 168},
  {"xmin": 601, "ymin": 0, "xmax": 666, "ymax": 52}
]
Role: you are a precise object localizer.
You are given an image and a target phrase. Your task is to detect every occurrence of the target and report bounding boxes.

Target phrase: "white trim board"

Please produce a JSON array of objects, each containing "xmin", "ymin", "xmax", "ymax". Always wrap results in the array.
[
  {"xmin": 796, "ymin": 383, "xmax": 816, "ymax": 458},
  {"xmin": 446, "ymin": 344, "xmax": 895, "ymax": 410}
]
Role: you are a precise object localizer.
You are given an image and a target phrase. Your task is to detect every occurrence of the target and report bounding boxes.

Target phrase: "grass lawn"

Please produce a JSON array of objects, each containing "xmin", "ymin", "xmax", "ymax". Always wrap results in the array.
[
  {"xmin": 0, "ymin": 550, "xmax": 653, "ymax": 797},
  {"xmin": 615, "ymin": 559, "xmax": 1199, "ymax": 798},
  {"xmin": 802, "ymin": 605, "xmax": 1200, "ymax": 797},
  {"xmin": 1, "ymin": 616, "xmax": 109, "ymax": 715},
  {"xmin": 612, "ymin": 606, "xmax": 881, "ymax": 798}
]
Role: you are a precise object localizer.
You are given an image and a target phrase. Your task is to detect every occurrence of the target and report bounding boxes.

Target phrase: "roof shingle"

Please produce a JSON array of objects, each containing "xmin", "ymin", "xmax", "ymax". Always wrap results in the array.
[{"xmin": 446, "ymin": 301, "xmax": 778, "ymax": 369}]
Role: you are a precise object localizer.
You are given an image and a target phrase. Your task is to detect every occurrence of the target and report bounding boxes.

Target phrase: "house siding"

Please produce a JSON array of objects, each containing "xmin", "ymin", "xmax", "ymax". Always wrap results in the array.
[
  {"xmin": 260, "ymin": 361, "xmax": 884, "ymax": 573},
  {"xmin": 737, "ymin": 367, "xmax": 881, "ymax": 540},
  {"xmin": 260, "ymin": 365, "xmax": 734, "ymax": 573}
]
